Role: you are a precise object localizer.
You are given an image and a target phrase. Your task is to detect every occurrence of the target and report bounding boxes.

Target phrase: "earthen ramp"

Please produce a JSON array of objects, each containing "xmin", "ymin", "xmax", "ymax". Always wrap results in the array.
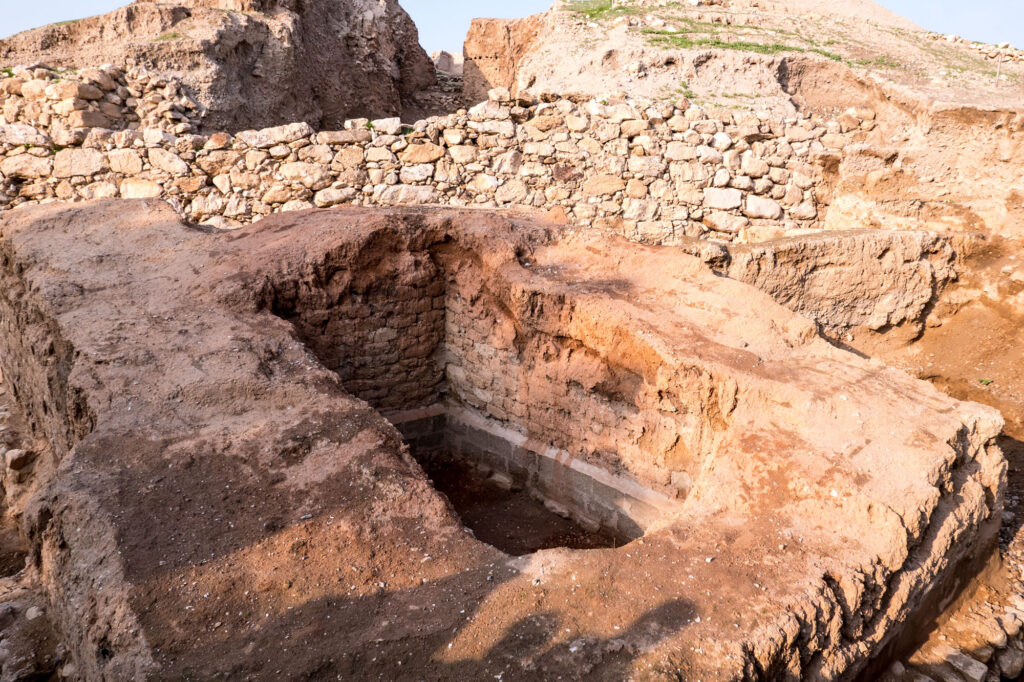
[{"xmin": 0, "ymin": 200, "xmax": 1005, "ymax": 679}]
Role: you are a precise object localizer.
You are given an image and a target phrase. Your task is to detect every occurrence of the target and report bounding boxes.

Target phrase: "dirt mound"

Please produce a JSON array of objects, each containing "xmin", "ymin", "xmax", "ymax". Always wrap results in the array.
[
  {"xmin": 0, "ymin": 0, "xmax": 435, "ymax": 132},
  {"xmin": 465, "ymin": 0, "xmax": 1021, "ymax": 113},
  {"xmin": 0, "ymin": 199, "xmax": 1004, "ymax": 679}
]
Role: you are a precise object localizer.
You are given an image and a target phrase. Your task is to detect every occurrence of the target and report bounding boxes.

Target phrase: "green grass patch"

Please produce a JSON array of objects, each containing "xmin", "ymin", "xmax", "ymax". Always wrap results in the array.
[
  {"xmin": 154, "ymin": 31, "xmax": 183, "ymax": 41},
  {"xmin": 853, "ymin": 55, "xmax": 902, "ymax": 69},
  {"xmin": 645, "ymin": 30, "xmax": 843, "ymax": 61},
  {"xmin": 809, "ymin": 47, "xmax": 844, "ymax": 62},
  {"xmin": 565, "ymin": 0, "xmax": 645, "ymax": 21},
  {"xmin": 0, "ymin": 67, "xmax": 13, "ymax": 79}
]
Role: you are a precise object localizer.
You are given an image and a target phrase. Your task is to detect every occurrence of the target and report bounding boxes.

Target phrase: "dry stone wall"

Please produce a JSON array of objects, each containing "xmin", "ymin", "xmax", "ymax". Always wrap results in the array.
[
  {"xmin": 1, "ymin": 64, "xmax": 202, "ymax": 141},
  {"xmin": 1, "ymin": 77, "xmax": 875, "ymax": 243}
]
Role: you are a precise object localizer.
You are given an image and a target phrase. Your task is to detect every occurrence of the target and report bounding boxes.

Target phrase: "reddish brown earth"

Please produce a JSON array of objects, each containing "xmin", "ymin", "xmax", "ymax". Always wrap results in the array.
[
  {"xmin": 0, "ymin": 199, "xmax": 1006, "ymax": 680},
  {"xmin": 711, "ymin": 229, "xmax": 1024, "ymax": 679}
]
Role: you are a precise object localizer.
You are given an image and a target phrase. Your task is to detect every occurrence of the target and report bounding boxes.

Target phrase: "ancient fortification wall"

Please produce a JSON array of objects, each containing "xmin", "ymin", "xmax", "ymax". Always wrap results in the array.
[{"xmin": 0, "ymin": 65, "xmax": 879, "ymax": 244}]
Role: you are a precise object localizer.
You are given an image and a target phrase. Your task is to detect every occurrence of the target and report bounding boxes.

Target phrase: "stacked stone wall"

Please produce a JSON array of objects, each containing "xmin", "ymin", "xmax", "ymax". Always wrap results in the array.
[
  {"xmin": 266, "ymin": 247, "xmax": 447, "ymax": 412},
  {"xmin": 2, "ymin": 69, "xmax": 876, "ymax": 243},
  {"xmin": 0, "ymin": 64, "xmax": 202, "ymax": 141}
]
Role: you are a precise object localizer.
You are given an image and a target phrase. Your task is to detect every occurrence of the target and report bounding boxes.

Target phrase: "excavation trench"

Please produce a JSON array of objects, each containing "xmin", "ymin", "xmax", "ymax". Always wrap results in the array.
[
  {"xmin": 389, "ymin": 406, "xmax": 640, "ymax": 554},
  {"xmin": 0, "ymin": 203, "xmax": 1008, "ymax": 680},
  {"xmin": 265, "ymin": 238, "xmax": 680, "ymax": 555}
]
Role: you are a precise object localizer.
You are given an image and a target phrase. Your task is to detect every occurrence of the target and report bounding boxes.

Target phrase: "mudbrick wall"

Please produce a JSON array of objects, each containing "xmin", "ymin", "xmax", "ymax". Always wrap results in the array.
[
  {"xmin": 265, "ymin": 243, "xmax": 447, "ymax": 412},
  {"xmin": 0, "ymin": 66, "xmax": 879, "ymax": 243}
]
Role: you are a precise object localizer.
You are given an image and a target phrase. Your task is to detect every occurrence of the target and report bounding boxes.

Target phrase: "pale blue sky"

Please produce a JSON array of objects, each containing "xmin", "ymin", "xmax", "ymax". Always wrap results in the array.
[{"xmin": 1, "ymin": 1, "xmax": 1021, "ymax": 52}]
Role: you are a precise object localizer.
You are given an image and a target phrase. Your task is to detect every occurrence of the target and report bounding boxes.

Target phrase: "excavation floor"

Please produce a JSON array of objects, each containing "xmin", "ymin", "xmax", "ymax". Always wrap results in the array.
[{"xmin": 420, "ymin": 456, "xmax": 628, "ymax": 556}]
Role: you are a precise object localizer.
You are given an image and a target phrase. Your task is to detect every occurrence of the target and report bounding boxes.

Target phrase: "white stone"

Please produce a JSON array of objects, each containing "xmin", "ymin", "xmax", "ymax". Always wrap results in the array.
[
  {"xmin": 278, "ymin": 162, "xmax": 331, "ymax": 190},
  {"xmin": 120, "ymin": 178, "xmax": 163, "ymax": 198},
  {"xmin": 703, "ymin": 210, "xmax": 748, "ymax": 233},
  {"xmin": 469, "ymin": 100, "xmax": 510, "ymax": 122},
  {"xmin": 280, "ymin": 199, "xmax": 315, "ymax": 212},
  {"xmin": 711, "ymin": 132, "xmax": 733, "ymax": 151},
  {"xmin": 379, "ymin": 184, "xmax": 437, "ymax": 205},
  {"xmin": 148, "ymin": 148, "xmax": 189, "ymax": 176},
  {"xmin": 371, "ymin": 117, "xmax": 403, "ymax": 135},
  {"xmin": 313, "ymin": 187, "xmax": 357, "ymax": 207},
  {"xmin": 703, "ymin": 188, "xmax": 743, "ymax": 210},
  {"xmin": 190, "ymin": 193, "xmax": 227, "ymax": 217},
  {"xmin": 108, "ymin": 149, "xmax": 143, "ymax": 175},
  {"xmin": 741, "ymin": 153, "xmax": 770, "ymax": 178},
  {"xmin": 237, "ymin": 122, "xmax": 315, "ymax": 148},
  {"xmin": 399, "ymin": 164, "xmax": 434, "ymax": 183},
  {"xmin": 0, "ymin": 124, "xmax": 51, "ymax": 146},
  {"xmin": 143, "ymin": 128, "xmax": 176, "ymax": 146},
  {"xmin": 790, "ymin": 202, "xmax": 818, "ymax": 220},
  {"xmin": 493, "ymin": 150, "xmax": 523, "ymax": 175},
  {"xmin": 744, "ymin": 196, "xmax": 783, "ymax": 219},
  {"xmin": 469, "ymin": 174, "xmax": 499, "ymax": 193},
  {"xmin": 79, "ymin": 181, "xmax": 119, "ymax": 200},
  {"xmin": 1, "ymin": 154, "xmax": 52, "ymax": 179},
  {"xmin": 54, "ymin": 148, "xmax": 108, "ymax": 178},
  {"xmin": 365, "ymin": 147, "xmax": 396, "ymax": 164},
  {"xmin": 448, "ymin": 145, "xmax": 478, "ymax": 164},
  {"xmin": 212, "ymin": 174, "xmax": 232, "ymax": 194},
  {"xmin": 696, "ymin": 146, "xmax": 723, "ymax": 164}
]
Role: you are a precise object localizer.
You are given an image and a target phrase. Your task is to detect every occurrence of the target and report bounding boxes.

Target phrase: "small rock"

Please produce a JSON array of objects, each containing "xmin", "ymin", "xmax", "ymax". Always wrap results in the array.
[
  {"xmin": 744, "ymin": 196, "xmax": 783, "ymax": 220},
  {"xmin": 5, "ymin": 449, "xmax": 30, "ymax": 470},
  {"xmin": 371, "ymin": 117, "xmax": 403, "ymax": 136},
  {"xmin": 941, "ymin": 647, "xmax": 988, "ymax": 682},
  {"xmin": 399, "ymin": 143, "xmax": 445, "ymax": 164},
  {"xmin": 997, "ymin": 647, "xmax": 1024, "ymax": 679},
  {"xmin": 704, "ymin": 188, "xmax": 743, "ymax": 211}
]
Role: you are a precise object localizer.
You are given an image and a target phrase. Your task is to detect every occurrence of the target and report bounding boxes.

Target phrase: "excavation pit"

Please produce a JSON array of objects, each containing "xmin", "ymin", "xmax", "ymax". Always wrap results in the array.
[
  {"xmin": 390, "ymin": 406, "xmax": 644, "ymax": 555},
  {"xmin": 0, "ymin": 201, "xmax": 1007, "ymax": 680}
]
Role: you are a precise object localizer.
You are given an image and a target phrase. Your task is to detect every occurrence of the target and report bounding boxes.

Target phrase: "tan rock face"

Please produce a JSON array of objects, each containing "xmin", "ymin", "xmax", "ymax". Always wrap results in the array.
[
  {"xmin": 119, "ymin": 178, "xmax": 162, "ymax": 198},
  {"xmin": 464, "ymin": 14, "xmax": 545, "ymax": 105},
  {"xmin": 400, "ymin": 143, "xmax": 446, "ymax": 164},
  {"xmin": 0, "ymin": 0, "xmax": 435, "ymax": 131},
  {"xmin": 582, "ymin": 174, "xmax": 626, "ymax": 197}
]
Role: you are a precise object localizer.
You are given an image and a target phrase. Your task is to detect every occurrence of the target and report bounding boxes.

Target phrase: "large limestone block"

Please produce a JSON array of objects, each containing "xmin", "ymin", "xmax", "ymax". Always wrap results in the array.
[{"xmin": 54, "ymin": 148, "xmax": 109, "ymax": 178}]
